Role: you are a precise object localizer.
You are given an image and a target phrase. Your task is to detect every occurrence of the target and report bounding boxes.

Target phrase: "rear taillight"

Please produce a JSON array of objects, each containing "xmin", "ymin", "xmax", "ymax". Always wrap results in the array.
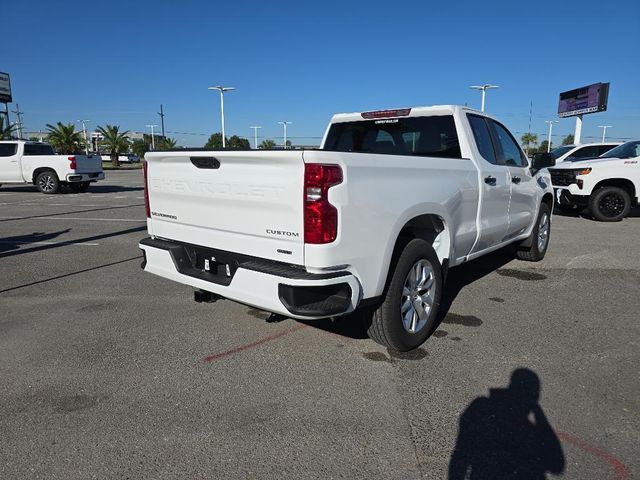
[
  {"xmin": 143, "ymin": 161, "xmax": 151, "ymax": 218},
  {"xmin": 68, "ymin": 156, "xmax": 77, "ymax": 170},
  {"xmin": 304, "ymin": 163, "xmax": 343, "ymax": 244}
]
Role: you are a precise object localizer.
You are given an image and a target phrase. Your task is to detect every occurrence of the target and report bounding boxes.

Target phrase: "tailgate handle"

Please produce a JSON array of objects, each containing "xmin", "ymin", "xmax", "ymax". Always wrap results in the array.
[{"xmin": 191, "ymin": 157, "xmax": 220, "ymax": 169}]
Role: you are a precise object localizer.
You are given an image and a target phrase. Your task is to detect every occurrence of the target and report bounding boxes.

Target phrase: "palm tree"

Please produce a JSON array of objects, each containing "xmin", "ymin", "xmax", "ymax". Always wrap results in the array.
[
  {"xmin": 521, "ymin": 133, "xmax": 538, "ymax": 156},
  {"xmin": 45, "ymin": 122, "xmax": 83, "ymax": 153},
  {"xmin": 160, "ymin": 137, "xmax": 178, "ymax": 150},
  {"xmin": 0, "ymin": 116, "xmax": 16, "ymax": 140},
  {"xmin": 97, "ymin": 125, "xmax": 130, "ymax": 167},
  {"xmin": 259, "ymin": 139, "xmax": 276, "ymax": 150}
]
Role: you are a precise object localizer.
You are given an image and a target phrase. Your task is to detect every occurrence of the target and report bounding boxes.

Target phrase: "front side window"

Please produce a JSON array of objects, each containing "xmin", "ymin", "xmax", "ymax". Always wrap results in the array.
[
  {"xmin": 0, "ymin": 143, "xmax": 18, "ymax": 157},
  {"xmin": 571, "ymin": 146, "xmax": 600, "ymax": 159},
  {"xmin": 323, "ymin": 115, "xmax": 462, "ymax": 158},
  {"xmin": 489, "ymin": 121, "xmax": 528, "ymax": 167}
]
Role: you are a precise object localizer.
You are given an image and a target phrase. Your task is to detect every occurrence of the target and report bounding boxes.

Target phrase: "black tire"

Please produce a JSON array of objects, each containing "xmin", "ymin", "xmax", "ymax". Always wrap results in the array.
[
  {"xmin": 367, "ymin": 238, "xmax": 443, "ymax": 352},
  {"xmin": 589, "ymin": 186, "xmax": 631, "ymax": 222},
  {"xmin": 555, "ymin": 203, "xmax": 581, "ymax": 215},
  {"xmin": 69, "ymin": 181, "xmax": 90, "ymax": 193},
  {"xmin": 35, "ymin": 171, "xmax": 60, "ymax": 194},
  {"xmin": 517, "ymin": 202, "xmax": 551, "ymax": 262}
]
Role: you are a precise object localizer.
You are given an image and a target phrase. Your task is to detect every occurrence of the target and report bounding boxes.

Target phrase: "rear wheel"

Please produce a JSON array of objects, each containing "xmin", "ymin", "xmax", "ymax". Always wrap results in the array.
[
  {"xmin": 589, "ymin": 186, "xmax": 630, "ymax": 222},
  {"xmin": 367, "ymin": 238, "xmax": 442, "ymax": 352},
  {"xmin": 517, "ymin": 202, "xmax": 551, "ymax": 262},
  {"xmin": 69, "ymin": 181, "xmax": 90, "ymax": 193},
  {"xmin": 35, "ymin": 171, "xmax": 60, "ymax": 194}
]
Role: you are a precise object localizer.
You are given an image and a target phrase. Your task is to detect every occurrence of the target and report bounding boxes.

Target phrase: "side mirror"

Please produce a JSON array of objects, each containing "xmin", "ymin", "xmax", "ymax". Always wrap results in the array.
[{"xmin": 531, "ymin": 152, "xmax": 555, "ymax": 173}]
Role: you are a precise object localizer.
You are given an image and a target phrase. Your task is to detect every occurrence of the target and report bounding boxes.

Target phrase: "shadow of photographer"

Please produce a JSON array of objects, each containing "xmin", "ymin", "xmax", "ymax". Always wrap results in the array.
[{"xmin": 449, "ymin": 368, "xmax": 565, "ymax": 479}]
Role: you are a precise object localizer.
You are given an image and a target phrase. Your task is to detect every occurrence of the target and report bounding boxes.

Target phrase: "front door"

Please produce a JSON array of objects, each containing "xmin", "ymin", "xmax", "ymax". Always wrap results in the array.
[{"xmin": 0, "ymin": 142, "xmax": 21, "ymax": 182}]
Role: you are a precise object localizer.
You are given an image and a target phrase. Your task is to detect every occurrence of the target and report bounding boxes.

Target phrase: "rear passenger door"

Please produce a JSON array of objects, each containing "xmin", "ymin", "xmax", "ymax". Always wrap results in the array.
[
  {"xmin": 488, "ymin": 120, "xmax": 537, "ymax": 239},
  {"xmin": 466, "ymin": 114, "xmax": 511, "ymax": 252}
]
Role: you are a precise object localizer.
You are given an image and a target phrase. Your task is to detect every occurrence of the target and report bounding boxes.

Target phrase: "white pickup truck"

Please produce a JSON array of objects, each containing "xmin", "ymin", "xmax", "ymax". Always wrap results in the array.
[
  {"xmin": 0, "ymin": 140, "xmax": 104, "ymax": 194},
  {"xmin": 140, "ymin": 105, "xmax": 554, "ymax": 351},
  {"xmin": 549, "ymin": 140, "xmax": 640, "ymax": 221}
]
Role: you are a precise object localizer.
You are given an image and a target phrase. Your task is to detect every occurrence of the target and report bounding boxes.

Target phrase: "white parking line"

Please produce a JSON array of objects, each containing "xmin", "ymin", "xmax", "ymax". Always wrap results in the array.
[{"xmin": 0, "ymin": 240, "xmax": 100, "ymax": 246}]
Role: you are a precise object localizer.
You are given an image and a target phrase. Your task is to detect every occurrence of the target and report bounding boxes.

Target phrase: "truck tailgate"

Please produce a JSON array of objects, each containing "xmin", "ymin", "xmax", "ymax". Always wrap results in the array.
[
  {"xmin": 75, "ymin": 154, "xmax": 103, "ymax": 173},
  {"xmin": 145, "ymin": 150, "xmax": 305, "ymax": 265}
]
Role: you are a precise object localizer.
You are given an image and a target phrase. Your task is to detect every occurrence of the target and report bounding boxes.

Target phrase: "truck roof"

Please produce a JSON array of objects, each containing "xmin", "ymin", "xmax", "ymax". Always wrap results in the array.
[{"xmin": 329, "ymin": 104, "xmax": 490, "ymax": 124}]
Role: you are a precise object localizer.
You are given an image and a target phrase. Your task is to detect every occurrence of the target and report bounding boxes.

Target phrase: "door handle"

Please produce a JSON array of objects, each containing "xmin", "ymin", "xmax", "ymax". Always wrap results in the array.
[
  {"xmin": 511, "ymin": 176, "xmax": 521, "ymax": 184},
  {"xmin": 484, "ymin": 176, "xmax": 497, "ymax": 186}
]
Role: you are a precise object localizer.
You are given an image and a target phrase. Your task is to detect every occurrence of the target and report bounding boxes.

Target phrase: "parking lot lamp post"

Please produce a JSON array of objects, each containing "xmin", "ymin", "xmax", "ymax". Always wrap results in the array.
[
  {"xmin": 146, "ymin": 124, "xmax": 158, "ymax": 150},
  {"xmin": 250, "ymin": 126, "xmax": 261, "ymax": 149},
  {"xmin": 208, "ymin": 86, "xmax": 235, "ymax": 148},
  {"xmin": 470, "ymin": 84, "xmax": 499, "ymax": 112},
  {"xmin": 77, "ymin": 119, "xmax": 90, "ymax": 153},
  {"xmin": 598, "ymin": 125, "xmax": 612, "ymax": 143},
  {"xmin": 544, "ymin": 120, "xmax": 558, "ymax": 153},
  {"xmin": 278, "ymin": 121, "xmax": 292, "ymax": 149}
]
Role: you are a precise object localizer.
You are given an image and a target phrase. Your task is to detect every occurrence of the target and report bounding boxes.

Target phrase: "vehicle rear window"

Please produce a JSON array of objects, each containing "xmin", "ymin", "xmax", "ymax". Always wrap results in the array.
[
  {"xmin": 24, "ymin": 144, "xmax": 55, "ymax": 155},
  {"xmin": 323, "ymin": 115, "xmax": 462, "ymax": 158},
  {"xmin": 0, "ymin": 143, "xmax": 18, "ymax": 157}
]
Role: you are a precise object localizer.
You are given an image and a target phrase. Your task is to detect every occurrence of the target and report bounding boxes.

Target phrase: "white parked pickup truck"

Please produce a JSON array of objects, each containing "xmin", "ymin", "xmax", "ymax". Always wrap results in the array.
[
  {"xmin": 140, "ymin": 105, "xmax": 554, "ymax": 351},
  {"xmin": 0, "ymin": 140, "xmax": 104, "ymax": 193},
  {"xmin": 549, "ymin": 140, "xmax": 640, "ymax": 221}
]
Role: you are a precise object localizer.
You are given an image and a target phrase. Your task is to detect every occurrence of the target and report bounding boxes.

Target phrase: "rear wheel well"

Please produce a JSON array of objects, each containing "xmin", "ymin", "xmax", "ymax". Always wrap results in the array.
[
  {"xmin": 542, "ymin": 192, "xmax": 553, "ymax": 210},
  {"xmin": 592, "ymin": 179, "xmax": 636, "ymax": 201},
  {"xmin": 32, "ymin": 168, "xmax": 57, "ymax": 184}
]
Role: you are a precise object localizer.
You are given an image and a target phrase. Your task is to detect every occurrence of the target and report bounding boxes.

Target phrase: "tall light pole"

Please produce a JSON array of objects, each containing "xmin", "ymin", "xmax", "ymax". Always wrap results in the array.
[
  {"xmin": 146, "ymin": 124, "xmax": 158, "ymax": 150},
  {"xmin": 278, "ymin": 121, "xmax": 292, "ymax": 149},
  {"xmin": 208, "ymin": 86, "xmax": 235, "ymax": 148},
  {"xmin": 77, "ymin": 119, "xmax": 90, "ymax": 153},
  {"xmin": 545, "ymin": 120, "xmax": 558, "ymax": 153},
  {"xmin": 250, "ymin": 126, "xmax": 261, "ymax": 149},
  {"xmin": 470, "ymin": 84, "xmax": 499, "ymax": 112},
  {"xmin": 598, "ymin": 125, "xmax": 612, "ymax": 143}
]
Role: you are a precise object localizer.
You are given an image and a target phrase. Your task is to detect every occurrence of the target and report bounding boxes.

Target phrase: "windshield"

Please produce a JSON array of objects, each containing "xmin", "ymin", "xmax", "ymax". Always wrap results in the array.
[
  {"xmin": 599, "ymin": 140, "xmax": 640, "ymax": 159},
  {"xmin": 550, "ymin": 145, "xmax": 574, "ymax": 160}
]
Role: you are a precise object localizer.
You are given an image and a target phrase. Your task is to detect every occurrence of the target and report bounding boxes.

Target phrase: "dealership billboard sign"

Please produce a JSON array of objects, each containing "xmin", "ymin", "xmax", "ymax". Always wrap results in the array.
[
  {"xmin": 0, "ymin": 72, "xmax": 12, "ymax": 103},
  {"xmin": 558, "ymin": 82, "xmax": 609, "ymax": 118}
]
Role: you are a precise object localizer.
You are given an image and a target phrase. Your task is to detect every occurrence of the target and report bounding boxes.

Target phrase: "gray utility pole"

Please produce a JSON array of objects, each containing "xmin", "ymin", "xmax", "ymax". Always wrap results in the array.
[
  {"xmin": 250, "ymin": 126, "xmax": 261, "ymax": 149},
  {"xmin": 158, "ymin": 104, "xmax": 165, "ymax": 138},
  {"xmin": 12, "ymin": 103, "xmax": 23, "ymax": 139}
]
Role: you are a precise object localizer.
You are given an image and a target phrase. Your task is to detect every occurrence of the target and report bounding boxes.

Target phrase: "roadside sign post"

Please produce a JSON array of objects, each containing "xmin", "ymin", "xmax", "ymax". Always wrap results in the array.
[
  {"xmin": 0, "ymin": 72, "xmax": 12, "ymax": 131},
  {"xmin": 574, "ymin": 115, "xmax": 583, "ymax": 145}
]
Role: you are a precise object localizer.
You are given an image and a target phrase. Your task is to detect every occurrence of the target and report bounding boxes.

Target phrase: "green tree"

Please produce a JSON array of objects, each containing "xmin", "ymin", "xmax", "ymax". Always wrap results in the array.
[
  {"xmin": 227, "ymin": 135, "xmax": 250, "ymax": 149},
  {"xmin": 160, "ymin": 137, "xmax": 178, "ymax": 150},
  {"xmin": 96, "ymin": 125, "xmax": 130, "ymax": 167},
  {"xmin": 204, "ymin": 132, "xmax": 225, "ymax": 149},
  {"xmin": 0, "ymin": 116, "xmax": 16, "ymax": 140},
  {"xmin": 521, "ymin": 133, "xmax": 538, "ymax": 155},
  {"xmin": 538, "ymin": 140, "xmax": 551, "ymax": 153},
  {"xmin": 562, "ymin": 134, "xmax": 574, "ymax": 145},
  {"xmin": 45, "ymin": 122, "xmax": 83, "ymax": 154},
  {"xmin": 131, "ymin": 139, "xmax": 148, "ymax": 159},
  {"xmin": 258, "ymin": 139, "xmax": 276, "ymax": 150}
]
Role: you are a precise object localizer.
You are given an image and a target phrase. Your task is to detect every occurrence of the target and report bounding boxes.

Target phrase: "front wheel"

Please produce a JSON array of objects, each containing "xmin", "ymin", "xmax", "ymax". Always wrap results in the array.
[
  {"xmin": 35, "ymin": 171, "xmax": 60, "ymax": 194},
  {"xmin": 69, "ymin": 181, "xmax": 90, "ymax": 193},
  {"xmin": 517, "ymin": 202, "xmax": 551, "ymax": 262},
  {"xmin": 367, "ymin": 238, "xmax": 442, "ymax": 351},
  {"xmin": 589, "ymin": 186, "xmax": 631, "ymax": 222}
]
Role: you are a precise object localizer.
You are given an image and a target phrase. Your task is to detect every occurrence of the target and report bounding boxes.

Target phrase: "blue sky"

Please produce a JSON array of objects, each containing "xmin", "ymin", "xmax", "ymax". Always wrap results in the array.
[{"xmin": 2, "ymin": 0, "xmax": 639, "ymax": 147}]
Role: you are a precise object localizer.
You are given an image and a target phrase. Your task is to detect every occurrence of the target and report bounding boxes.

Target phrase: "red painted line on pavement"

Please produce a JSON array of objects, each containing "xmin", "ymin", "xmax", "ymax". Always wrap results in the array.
[
  {"xmin": 558, "ymin": 431, "xmax": 631, "ymax": 480},
  {"xmin": 205, "ymin": 324, "xmax": 307, "ymax": 362}
]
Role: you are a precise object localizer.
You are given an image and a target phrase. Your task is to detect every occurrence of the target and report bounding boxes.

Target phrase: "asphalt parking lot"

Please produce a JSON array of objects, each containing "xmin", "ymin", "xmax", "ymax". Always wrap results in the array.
[{"xmin": 0, "ymin": 170, "xmax": 638, "ymax": 479}]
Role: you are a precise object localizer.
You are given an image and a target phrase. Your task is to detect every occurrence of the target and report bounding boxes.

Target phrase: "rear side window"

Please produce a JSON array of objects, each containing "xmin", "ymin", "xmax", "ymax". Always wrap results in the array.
[
  {"xmin": 0, "ymin": 143, "xmax": 18, "ymax": 157},
  {"xmin": 24, "ymin": 144, "xmax": 55, "ymax": 155},
  {"xmin": 597, "ymin": 145, "xmax": 616, "ymax": 156},
  {"xmin": 467, "ymin": 114, "xmax": 498, "ymax": 165},
  {"xmin": 323, "ymin": 115, "xmax": 462, "ymax": 158}
]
